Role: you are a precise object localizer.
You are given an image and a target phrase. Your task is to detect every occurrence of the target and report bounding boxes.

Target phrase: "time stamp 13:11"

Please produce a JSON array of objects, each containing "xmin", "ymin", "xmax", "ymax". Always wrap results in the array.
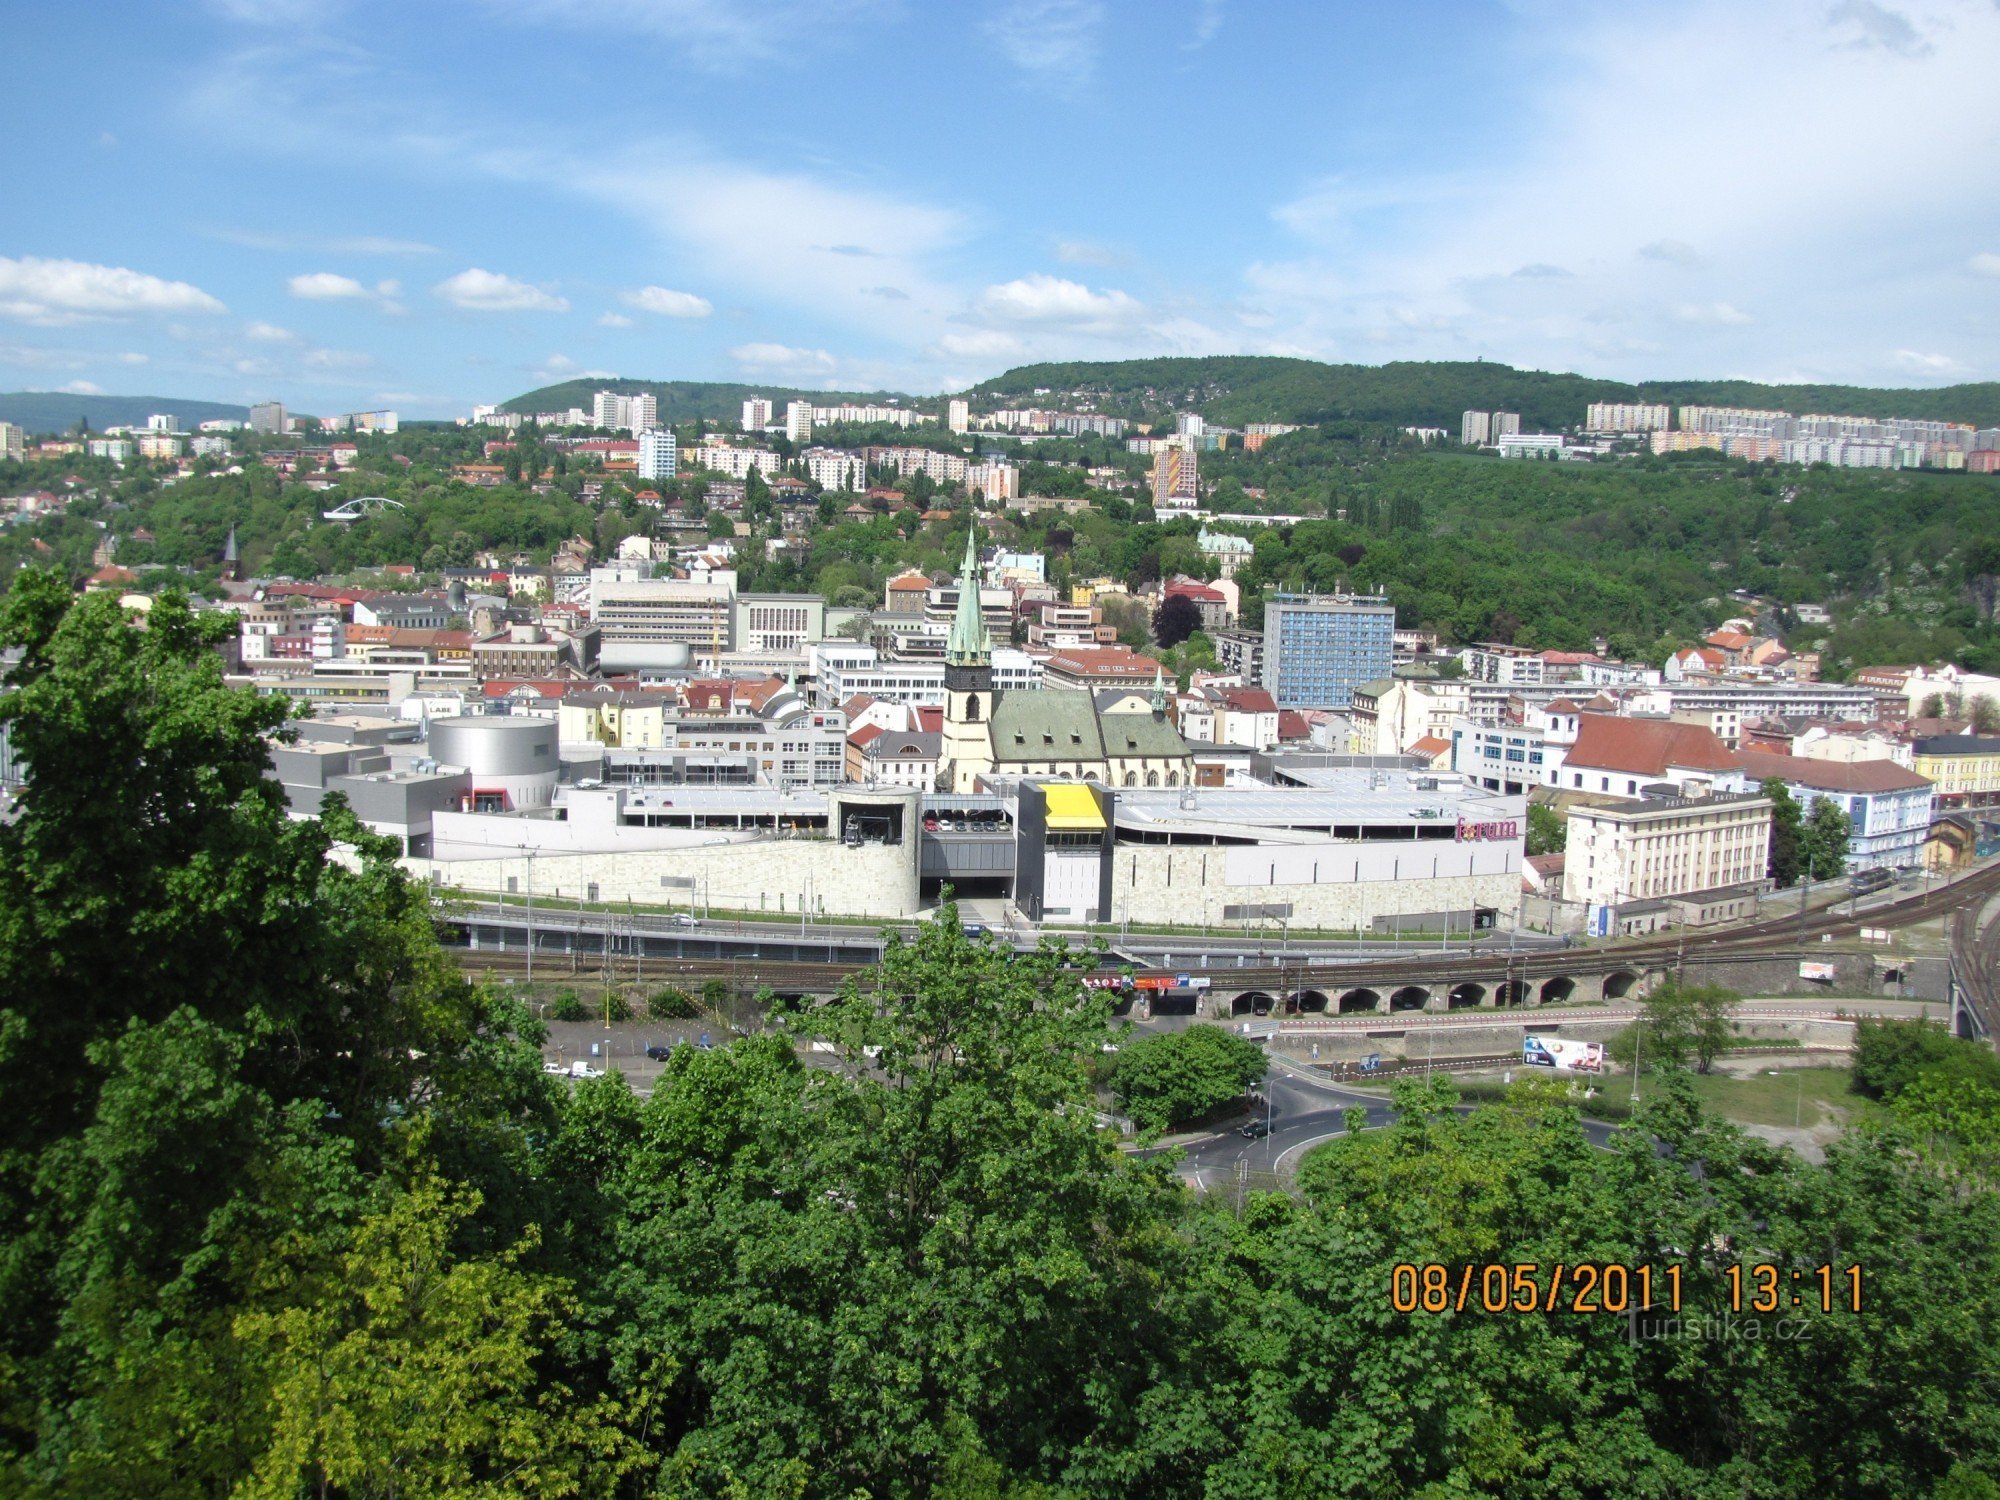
[{"xmin": 1390, "ymin": 1263, "xmax": 1866, "ymax": 1316}]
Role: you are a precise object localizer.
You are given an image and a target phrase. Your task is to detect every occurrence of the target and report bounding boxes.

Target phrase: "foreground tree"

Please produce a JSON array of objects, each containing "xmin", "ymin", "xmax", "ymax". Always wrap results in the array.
[
  {"xmin": 0, "ymin": 575, "xmax": 556, "ymax": 1490},
  {"xmin": 1111, "ymin": 1023, "xmax": 1268, "ymax": 1133},
  {"xmin": 602, "ymin": 917, "xmax": 1185, "ymax": 1495}
]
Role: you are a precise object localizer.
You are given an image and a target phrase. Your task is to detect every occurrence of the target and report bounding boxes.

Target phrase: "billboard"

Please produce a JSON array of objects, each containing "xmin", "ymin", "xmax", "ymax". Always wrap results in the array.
[
  {"xmin": 1523, "ymin": 1036, "xmax": 1605, "ymax": 1073},
  {"xmin": 1588, "ymin": 904, "xmax": 1614, "ymax": 938},
  {"xmin": 1798, "ymin": 961, "xmax": 1837, "ymax": 982}
]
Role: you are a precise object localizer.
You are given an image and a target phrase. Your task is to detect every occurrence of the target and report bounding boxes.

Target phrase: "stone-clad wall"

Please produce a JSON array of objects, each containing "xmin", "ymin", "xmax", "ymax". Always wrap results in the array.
[
  {"xmin": 406, "ymin": 836, "xmax": 921, "ymax": 918},
  {"xmin": 1108, "ymin": 841, "xmax": 1521, "ymax": 929}
]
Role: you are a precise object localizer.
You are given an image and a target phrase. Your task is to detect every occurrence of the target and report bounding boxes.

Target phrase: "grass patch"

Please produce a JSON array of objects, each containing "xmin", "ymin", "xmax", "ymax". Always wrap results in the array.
[{"xmin": 1682, "ymin": 1066, "xmax": 1870, "ymax": 1130}]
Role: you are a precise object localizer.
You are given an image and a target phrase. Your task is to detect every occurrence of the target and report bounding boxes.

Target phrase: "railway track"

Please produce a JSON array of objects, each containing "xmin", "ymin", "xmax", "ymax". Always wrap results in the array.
[
  {"xmin": 1948, "ymin": 888, "xmax": 2000, "ymax": 1042},
  {"xmin": 447, "ymin": 861, "xmax": 2000, "ymax": 996}
]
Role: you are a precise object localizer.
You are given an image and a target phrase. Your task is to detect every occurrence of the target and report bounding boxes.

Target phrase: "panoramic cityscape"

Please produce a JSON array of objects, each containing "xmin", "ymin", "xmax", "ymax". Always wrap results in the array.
[{"xmin": 5, "ymin": 2, "xmax": 2000, "ymax": 1497}]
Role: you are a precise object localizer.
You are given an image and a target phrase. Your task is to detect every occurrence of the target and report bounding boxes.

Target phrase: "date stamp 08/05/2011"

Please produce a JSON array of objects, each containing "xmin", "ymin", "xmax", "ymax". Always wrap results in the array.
[{"xmin": 1389, "ymin": 1262, "xmax": 1864, "ymax": 1318}]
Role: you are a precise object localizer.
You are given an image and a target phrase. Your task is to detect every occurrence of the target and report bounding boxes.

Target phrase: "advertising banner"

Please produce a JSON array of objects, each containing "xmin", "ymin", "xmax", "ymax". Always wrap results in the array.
[{"xmin": 1523, "ymin": 1036, "xmax": 1605, "ymax": 1073}]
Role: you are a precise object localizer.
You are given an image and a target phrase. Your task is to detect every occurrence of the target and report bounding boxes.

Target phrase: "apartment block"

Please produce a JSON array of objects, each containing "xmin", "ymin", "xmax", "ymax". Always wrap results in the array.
[
  {"xmin": 1260, "ymin": 592, "xmax": 1395, "ymax": 709},
  {"xmin": 1151, "ymin": 443, "xmax": 1198, "ymax": 511},
  {"xmin": 1584, "ymin": 403, "xmax": 1671, "ymax": 432},
  {"xmin": 1562, "ymin": 790, "xmax": 1773, "ymax": 909},
  {"xmin": 637, "ymin": 428, "xmax": 678, "ymax": 481}
]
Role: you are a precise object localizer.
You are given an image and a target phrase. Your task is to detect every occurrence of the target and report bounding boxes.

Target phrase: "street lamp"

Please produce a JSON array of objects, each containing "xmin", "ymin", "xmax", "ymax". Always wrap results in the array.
[
  {"xmin": 1630, "ymin": 1020, "xmax": 1643, "ymax": 1107},
  {"xmin": 525, "ymin": 847, "xmax": 536, "ymax": 985}
]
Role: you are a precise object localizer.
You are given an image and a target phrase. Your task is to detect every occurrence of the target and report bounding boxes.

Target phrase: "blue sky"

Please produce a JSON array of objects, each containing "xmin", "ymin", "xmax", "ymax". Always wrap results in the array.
[{"xmin": 3, "ymin": 0, "xmax": 1998, "ymax": 417}]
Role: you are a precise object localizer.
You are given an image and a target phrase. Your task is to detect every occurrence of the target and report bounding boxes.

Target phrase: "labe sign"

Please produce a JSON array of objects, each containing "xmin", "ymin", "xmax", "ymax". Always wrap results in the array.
[{"xmin": 1455, "ymin": 817, "xmax": 1520, "ymax": 843}]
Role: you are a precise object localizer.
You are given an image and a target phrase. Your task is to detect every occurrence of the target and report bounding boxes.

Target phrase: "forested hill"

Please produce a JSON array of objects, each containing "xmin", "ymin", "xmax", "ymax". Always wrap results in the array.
[
  {"xmin": 0, "ymin": 392, "xmax": 250, "ymax": 435},
  {"xmin": 504, "ymin": 359, "xmax": 2000, "ymax": 433},
  {"xmin": 972, "ymin": 357, "xmax": 2000, "ymax": 431},
  {"xmin": 502, "ymin": 378, "xmax": 916, "ymax": 423}
]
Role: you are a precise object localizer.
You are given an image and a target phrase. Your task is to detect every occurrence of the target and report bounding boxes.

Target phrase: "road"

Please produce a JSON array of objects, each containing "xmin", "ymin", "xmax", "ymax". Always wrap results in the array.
[{"xmin": 1163, "ymin": 1056, "xmax": 1622, "ymax": 1193}]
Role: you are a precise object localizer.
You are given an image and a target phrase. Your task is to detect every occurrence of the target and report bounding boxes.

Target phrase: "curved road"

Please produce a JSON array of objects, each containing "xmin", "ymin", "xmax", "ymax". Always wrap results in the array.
[{"xmin": 1161, "ymin": 1056, "xmax": 1622, "ymax": 1192}]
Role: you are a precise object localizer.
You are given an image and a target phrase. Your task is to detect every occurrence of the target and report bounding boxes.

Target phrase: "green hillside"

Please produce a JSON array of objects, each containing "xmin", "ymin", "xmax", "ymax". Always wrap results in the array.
[
  {"xmin": 501, "ymin": 378, "xmax": 923, "ymax": 424},
  {"xmin": 0, "ymin": 392, "xmax": 251, "ymax": 435},
  {"xmin": 971, "ymin": 356, "xmax": 2000, "ymax": 431}
]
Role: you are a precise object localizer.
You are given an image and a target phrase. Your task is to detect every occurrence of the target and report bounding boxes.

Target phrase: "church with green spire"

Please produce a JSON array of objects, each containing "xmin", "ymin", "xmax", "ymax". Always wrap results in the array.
[{"xmin": 938, "ymin": 525, "xmax": 1193, "ymax": 795}]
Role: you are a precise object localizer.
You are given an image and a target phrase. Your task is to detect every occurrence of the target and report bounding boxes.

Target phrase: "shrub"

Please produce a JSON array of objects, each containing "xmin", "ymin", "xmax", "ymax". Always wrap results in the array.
[
  {"xmin": 650, "ymin": 986, "xmax": 700, "ymax": 1019},
  {"xmin": 548, "ymin": 989, "xmax": 587, "ymax": 1023}
]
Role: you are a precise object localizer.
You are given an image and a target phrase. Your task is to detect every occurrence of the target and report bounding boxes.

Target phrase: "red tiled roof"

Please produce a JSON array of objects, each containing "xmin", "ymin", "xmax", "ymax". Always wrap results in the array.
[
  {"xmin": 848, "ymin": 723, "xmax": 885, "ymax": 750},
  {"xmin": 1543, "ymin": 698, "xmax": 1582, "ymax": 714},
  {"xmin": 1275, "ymin": 709, "xmax": 1312, "ymax": 741},
  {"xmin": 1734, "ymin": 749, "xmax": 1931, "ymax": 794},
  {"xmin": 1566, "ymin": 714, "xmax": 1736, "ymax": 776},
  {"xmin": 1043, "ymin": 646, "xmax": 1162, "ymax": 680},
  {"xmin": 1214, "ymin": 686, "xmax": 1278, "ymax": 713},
  {"xmin": 1409, "ymin": 734, "xmax": 1454, "ymax": 758},
  {"xmin": 914, "ymin": 705, "xmax": 943, "ymax": 733}
]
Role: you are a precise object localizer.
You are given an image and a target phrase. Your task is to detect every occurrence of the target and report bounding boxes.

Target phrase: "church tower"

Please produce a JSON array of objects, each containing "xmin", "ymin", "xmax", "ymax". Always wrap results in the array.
[{"xmin": 940, "ymin": 524, "xmax": 996, "ymax": 792}]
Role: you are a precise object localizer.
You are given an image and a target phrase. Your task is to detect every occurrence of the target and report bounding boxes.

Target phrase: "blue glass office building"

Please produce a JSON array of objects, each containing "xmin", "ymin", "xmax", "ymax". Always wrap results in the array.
[{"xmin": 1260, "ymin": 592, "xmax": 1396, "ymax": 708}]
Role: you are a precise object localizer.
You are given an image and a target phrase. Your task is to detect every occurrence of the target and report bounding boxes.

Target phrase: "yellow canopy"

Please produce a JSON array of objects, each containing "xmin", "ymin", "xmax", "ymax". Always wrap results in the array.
[{"xmin": 1043, "ymin": 783, "xmax": 1106, "ymax": 831}]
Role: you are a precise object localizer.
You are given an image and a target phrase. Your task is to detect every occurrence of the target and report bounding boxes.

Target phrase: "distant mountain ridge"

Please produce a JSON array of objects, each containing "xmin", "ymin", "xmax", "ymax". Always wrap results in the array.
[
  {"xmin": 969, "ymin": 357, "xmax": 2000, "ymax": 432},
  {"xmin": 505, "ymin": 359, "xmax": 2000, "ymax": 434},
  {"xmin": 502, "ymin": 378, "xmax": 916, "ymax": 424},
  {"xmin": 0, "ymin": 392, "xmax": 252, "ymax": 436}
]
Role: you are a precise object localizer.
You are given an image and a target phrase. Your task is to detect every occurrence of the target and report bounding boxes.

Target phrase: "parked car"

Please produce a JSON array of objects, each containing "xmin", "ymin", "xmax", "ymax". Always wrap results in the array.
[
  {"xmin": 644, "ymin": 1043, "xmax": 674, "ymax": 1061},
  {"xmin": 923, "ymin": 816, "xmax": 939, "ymax": 832}
]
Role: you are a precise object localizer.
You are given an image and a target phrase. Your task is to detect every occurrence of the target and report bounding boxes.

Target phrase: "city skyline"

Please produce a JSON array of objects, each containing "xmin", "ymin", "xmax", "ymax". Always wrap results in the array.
[{"xmin": 5, "ymin": 0, "xmax": 1999, "ymax": 416}]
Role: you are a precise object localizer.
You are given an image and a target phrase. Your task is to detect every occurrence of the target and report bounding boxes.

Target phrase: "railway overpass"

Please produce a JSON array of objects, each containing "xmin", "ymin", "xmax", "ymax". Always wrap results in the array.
[{"xmin": 444, "ymin": 860, "xmax": 1978, "ymax": 1018}]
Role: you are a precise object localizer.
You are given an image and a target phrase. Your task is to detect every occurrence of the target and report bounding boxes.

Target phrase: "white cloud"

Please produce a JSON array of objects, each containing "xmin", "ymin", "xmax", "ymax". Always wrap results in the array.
[
  {"xmin": 61, "ymin": 379, "xmax": 103, "ymax": 395},
  {"xmin": 1673, "ymin": 301, "xmax": 1753, "ymax": 325},
  {"xmin": 597, "ymin": 311, "xmax": 634, "ymax": 328},
  {"xmin": 984, "ymin": 0, "xmax": 1105, "ymax": 88},
  {"xmin": 977, "ymin": 273, "xmax": 1143, "ymax": 327},
  {"xmin": 212, "ymin": 227, "xmax": 438, "ymax": 255},
  {"xmin": 929, "ymin": 329, "xmax": 1024, "ymax": 360},
  {"xmin": 245, "ymin": 319, "xmax": 298, "ymax": 341},
  {"xmin": 432, "ymin": 267, "xmax": 569, "ymax": 312},
  {"xmin": 1828, "ymin": 0, "xmax": 1932, "ymax": 56},
  {"xmin": 1893, "ymin": 348, "xmax": 1970, "ymax": 375},
  {"xmin": 1054, "ymin": 238, "xmax": 1131, "ymax": 269},
  {"xmin": 303, "ymin": 347, "xmax": 375, "ymax": 370},
  {"xmin": 1639, "ymin": 239, "xmax": 1704, "ymax": 268},
  {"xmin": 623, "ymin": 284, "xmax": 713, "ymax": 318},
  {"xmin": 1971, "ymin": 253, "xmax": 2000, "ymax": 278},
  {"xmin": 1187, "ymin": 0, "xmax": 1224, "ymax": 49},
  {"xmin": 1253, "ymin": 0, "xmax": 2000, "ymax": 383},
  {"xmin": 0, "ymin": 256, "xmax": 226, "ymax": 325},
  {"xmin": 730, "ymin": 341, "xmax": 837, "ymax": 375},
  {"xmin": 117, "ymin": 351, "xmax": 149, "ymax": 364},
  {"xmin": 476, "ymin": 0, "xmax": 893, "ymax": 72},
  {"xmin": 288, "ymin": 271, "xmax": 370, "ymax": 300},
  {"xmin": 205, "ymin": 0, "xmax": 344, "ymax": 23},
  {"xmin": 566, "ymin": 152, "xmax": 966, "ymax": 347}
]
